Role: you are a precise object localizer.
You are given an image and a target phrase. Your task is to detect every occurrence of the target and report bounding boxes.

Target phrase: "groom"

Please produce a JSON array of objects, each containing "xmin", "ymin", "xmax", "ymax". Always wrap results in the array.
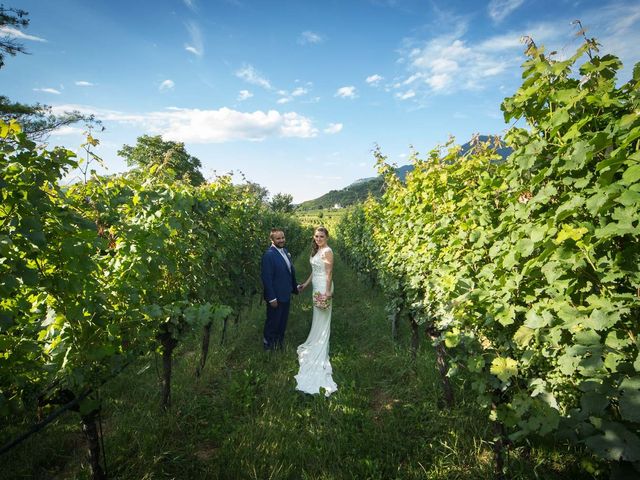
[{"xmin": 261, "ymin": 228, "xmax": 299, "ymax": 350}]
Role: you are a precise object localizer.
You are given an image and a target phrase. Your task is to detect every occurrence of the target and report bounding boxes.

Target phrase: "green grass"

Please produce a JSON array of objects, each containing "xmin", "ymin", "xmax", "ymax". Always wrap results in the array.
[{"xmin": 1, "ymin": 254, "xmax": 596, "ymax": 479}]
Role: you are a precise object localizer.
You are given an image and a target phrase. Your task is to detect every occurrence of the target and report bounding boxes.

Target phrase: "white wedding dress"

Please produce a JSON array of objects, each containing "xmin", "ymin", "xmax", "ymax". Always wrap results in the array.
[{"xmin": 295, "ymin": 246, "xmax": 338, "ymax": 397}]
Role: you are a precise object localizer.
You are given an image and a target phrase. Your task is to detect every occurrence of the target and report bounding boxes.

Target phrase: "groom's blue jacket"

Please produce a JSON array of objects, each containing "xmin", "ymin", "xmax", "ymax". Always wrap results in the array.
[{"xmin": 261, "ymin": 245, "xmax": 298, "ymax": 303}]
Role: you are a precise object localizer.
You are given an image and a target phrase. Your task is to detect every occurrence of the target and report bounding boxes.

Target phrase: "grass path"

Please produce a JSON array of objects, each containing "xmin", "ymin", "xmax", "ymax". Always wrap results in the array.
[{"xmin": 3, "ymin": 254, "xmax": 588, "ymax": 479}]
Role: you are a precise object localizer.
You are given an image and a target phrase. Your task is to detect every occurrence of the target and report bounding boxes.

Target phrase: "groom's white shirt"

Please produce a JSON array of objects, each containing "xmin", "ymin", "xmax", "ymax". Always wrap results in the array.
[{"xmin": 276, "ymin": 246, "xmax": 292, "ymax": 271}]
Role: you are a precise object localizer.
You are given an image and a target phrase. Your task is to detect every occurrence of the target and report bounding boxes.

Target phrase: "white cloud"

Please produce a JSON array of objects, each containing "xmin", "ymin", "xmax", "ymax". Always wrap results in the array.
[
  {"xmin": 51, "ymin": 104, "xmax": 147, "ymax": 124},
  {"xmin": 274, "ymin": 86, "xmax": 308, "ymax": 105},
  {"xmin": 335, "ymin": 86, "xmax": 357, "ymax": 98},
  {"xmin": 478, "ymin": 33, "xmax": 523, "ymax": 51},
  {"xmin": 488, "ymin": 0, "xmax": 525, "ymax": 23},
  {"xmin": 159, "ymin": 79, "xmax": 175, "ymax": 92},
  {"xmin": 366, "ymin": 74, "xmax": 383, "ymax": 86},
  {"xmin": 52, "ymin": 126, "xmax": 83, "ymax": 136},
  {"xmin": 478, "ymin": 24, "xmax": 559, "ymax": 52},
  {"xmin": 50, "ymin": 104, "xmax": 318, "ymax": 143},
  {"xmin": 395, "ymin": 90, "xmax": 415, "ymax": 100},
  {"xmin": 183, "ymin": 0, "xmax": 196, "ymax": 10},
  {"xmin": 298, "ymin": 31, "xmax": 324, "ymax": 45},
  {"xmin": 276, "ymin": 86, "xmax": 308, "ymax": 104},
  {"xmin": 0, "ymin": 26, "xmax": 46, "ymax": 42},
  {"xmin": 34, "ymin": 87, "xmax": 61, "ymax": 95},
  {"xmin": 427, "ymin": 74, "xmax": 451, "ymax": 90},
  {"xmin": 402, "ymin": 73, "xmax": 422, "ymax": 85},
  {"xmin": 236, "ymin": 64, "xmax": 272, "ymax": 90},
  {"xmin": 581, "ymin": 2, "xmax": 640, "ymax": 76},
  {"xmin": 477, "ymin": 4, "xmax": 640, "ymax": 80},
  {"xmin": 238, "ymin": 89, "xmax": 253, "ymax": 101},
  {"xmin": 184, "ymin": 22, "xmax": 204, "ymax": 56},
  {"xmin": 324, "ymin": 123, "xmax": 343, "ymax": 134},
  {"xmin": 75, "ymin": 81, "xmax": 94, "ymax": 87},
  {"xmin": 395, "ymin": 32, "xmax": 515, "ymax": 96}
]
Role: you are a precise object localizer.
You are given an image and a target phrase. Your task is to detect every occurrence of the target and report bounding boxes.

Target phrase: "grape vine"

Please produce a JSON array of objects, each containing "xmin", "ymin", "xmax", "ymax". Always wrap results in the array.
[{"xmin": 337, "ymin": 36, "xmax": 640, "ymax": 477}]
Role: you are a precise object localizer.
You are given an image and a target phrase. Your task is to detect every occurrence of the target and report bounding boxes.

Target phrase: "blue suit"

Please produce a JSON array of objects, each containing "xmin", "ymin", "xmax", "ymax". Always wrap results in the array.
[{"xmin": 261, "ymin": 245, "xmax": 298, "ymax": 349}]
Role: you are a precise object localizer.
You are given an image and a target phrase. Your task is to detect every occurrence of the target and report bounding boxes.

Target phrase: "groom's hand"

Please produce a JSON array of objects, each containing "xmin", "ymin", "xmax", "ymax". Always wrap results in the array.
[{"xmin": 269, "ymin": 299, "xmax": 278, "ymax": 308}]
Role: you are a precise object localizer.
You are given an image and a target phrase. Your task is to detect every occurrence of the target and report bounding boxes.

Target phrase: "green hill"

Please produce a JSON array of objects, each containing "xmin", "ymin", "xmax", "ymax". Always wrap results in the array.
[
  {"xmin": 297, "ymin": 135, "xmax": 511, "ymax": 212},
  {"xmin": 296, "ymin": 176, "xmax": 383, "ymax": 211}
]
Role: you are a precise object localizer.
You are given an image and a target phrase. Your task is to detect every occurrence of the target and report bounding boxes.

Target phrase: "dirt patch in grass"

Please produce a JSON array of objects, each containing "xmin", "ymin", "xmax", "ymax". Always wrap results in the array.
[
  {"xmin": 371, "ymin": 387, "xmax": 401, "ymax": 423},
  {"xmin": 194, "ymin": 443, "xmax": 219, "ymax": 461}
]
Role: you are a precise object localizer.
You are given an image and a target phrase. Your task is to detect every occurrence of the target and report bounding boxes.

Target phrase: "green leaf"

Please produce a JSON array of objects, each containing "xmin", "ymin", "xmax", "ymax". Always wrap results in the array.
[
  {"xmin": 502, "ymin": 249, "xmax": 518, "ymax": 269},
  {"xmin": 514, "ymin": 325, "xmax": 535, "ymax": 347},
  {"xmin": 467, "ymin": 355, "xmax": 484, "ymax": 373},
  {"xmin": 444, "ymin": 329, "xmax": 460, "ymax": 348},
  {"xmin": 496, "ymin": 305, "xmax": 515, "ymax": 326},
  {"xmin": 622, "ymin": 164, "xmax": 640, "ymax": 185},
  {"xmin": 490, "ymin": 357, "xmax": 518, "ymax": 382},
  {"xmin": 619, "ymin": 377, "xmax": 640, "ymax": 423},
  {"xmin": 562, "ymin": 141, "xmax": 591, "ymax": 171},
  {"xmin": 585, "ymin": 191, "xmax": 610, "ymax": 215},
  {"xmin": 585, "ymin": 420, "xmax": 640, "ymax": 462},
  {"xmin": 575, "ymin": 329, "xmax": 601, "ymax": 346},
  {"xmin": 583, "ymin": 308, "xmax": 620, "ymax": 331},
  {"xmin": 604, "ymin": 352, "xmax": 625, "ymax": 372},
  {"xmin": 541, "ymin": 261, "xmax": 563, "ymax": 284},
  {"xmin": 549, "ymin": 108, "xmax": 570, "ymax": 128},
  {"xmin": 555, "ymin": 195, "xmax": 585, "ymax": 222},
  {"xmin": 553, "ymin": 87, "xmax": 579, "ymax": 104},
  {"xmin": 524, "ymin": 308, "xmax": 551, "ymax": 329},
  {"xmin": 595, "ymin": 220, "xmax": 637, "ymax": 239},
  {"xmin": 580, "ymin": 391, "xmax": 609, "ymax": 415},
  {"xmin": 557, "ymin": 352, "xmax": 581, "ymax": 375},
  {"xmin": 529, "ymin": 224, "xmax": 547, "ymax": 243},
  {"xmin": 619, "ymin": 112, "xmax": 638, "ymax": 128},
  {"xmin": 616, "ymin": 189, "xmax": 640, "ymax": 207},
  {"xmin": 516, "ymin": 238, "xmax": 535, "ymax": 257},
  {"xmin": 605, "ymin": 331, "xmax": 632, "ymax": 350},
  {"xmin": 554, "ymin": 224, "xmax": 588, "ymax": 244}
]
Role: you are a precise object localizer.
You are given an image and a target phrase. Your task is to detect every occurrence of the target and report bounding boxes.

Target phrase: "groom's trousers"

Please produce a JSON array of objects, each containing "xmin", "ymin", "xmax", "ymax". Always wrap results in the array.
[{"xmin": 264, "ymin": 301, "xmax": 290, "ymax": 350}]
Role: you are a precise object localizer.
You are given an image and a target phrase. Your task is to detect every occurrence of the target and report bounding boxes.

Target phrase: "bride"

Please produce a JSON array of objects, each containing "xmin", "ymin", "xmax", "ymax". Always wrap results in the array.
[{"xmin": 295, "ymin": 227, "xmax": 338, "ymax": 397}]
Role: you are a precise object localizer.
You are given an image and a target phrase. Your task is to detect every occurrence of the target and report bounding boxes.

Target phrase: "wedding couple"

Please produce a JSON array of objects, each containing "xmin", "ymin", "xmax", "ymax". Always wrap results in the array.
[{"xmin": 260, "ymin": 227, "xmax": 338, "ymax": 397}]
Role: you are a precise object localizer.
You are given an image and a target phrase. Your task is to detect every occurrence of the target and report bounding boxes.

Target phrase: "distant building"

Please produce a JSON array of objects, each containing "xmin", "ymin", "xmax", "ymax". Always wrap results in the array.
[{"xmin": 333, "ymin": 203, "xmax": 342, "ymax": 209}]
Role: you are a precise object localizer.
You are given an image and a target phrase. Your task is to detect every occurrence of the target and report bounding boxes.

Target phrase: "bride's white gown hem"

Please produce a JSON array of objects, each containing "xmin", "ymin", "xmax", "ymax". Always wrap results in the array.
[{"xmin": 294, "ymin": 246, "xmax": 337, "ymax": 397}]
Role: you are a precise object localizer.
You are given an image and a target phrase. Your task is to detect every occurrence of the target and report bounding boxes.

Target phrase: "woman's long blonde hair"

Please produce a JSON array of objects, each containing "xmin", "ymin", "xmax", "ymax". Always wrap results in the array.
[{"xmin": 310, "ymin": 227, "xmax": 329, "ymax": 257}]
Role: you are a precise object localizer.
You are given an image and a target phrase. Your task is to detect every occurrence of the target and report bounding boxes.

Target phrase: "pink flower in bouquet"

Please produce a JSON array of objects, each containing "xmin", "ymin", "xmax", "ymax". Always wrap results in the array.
[{"xmin": 313, "ymin": 291, "xmax": 330, "ymax": 309}]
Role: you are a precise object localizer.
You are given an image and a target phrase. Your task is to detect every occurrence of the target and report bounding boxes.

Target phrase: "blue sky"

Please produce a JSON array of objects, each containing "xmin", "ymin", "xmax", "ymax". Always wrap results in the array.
[{"xmin": 2, "ymin": 0, "xmax": 639, "ymax": 202}]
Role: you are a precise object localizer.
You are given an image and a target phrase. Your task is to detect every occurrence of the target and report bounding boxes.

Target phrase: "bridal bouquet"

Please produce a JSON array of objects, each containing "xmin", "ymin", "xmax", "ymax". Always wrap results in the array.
[{"xmin": 313, "ymin": 291, "xmax": 331, "ymax": 309}]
